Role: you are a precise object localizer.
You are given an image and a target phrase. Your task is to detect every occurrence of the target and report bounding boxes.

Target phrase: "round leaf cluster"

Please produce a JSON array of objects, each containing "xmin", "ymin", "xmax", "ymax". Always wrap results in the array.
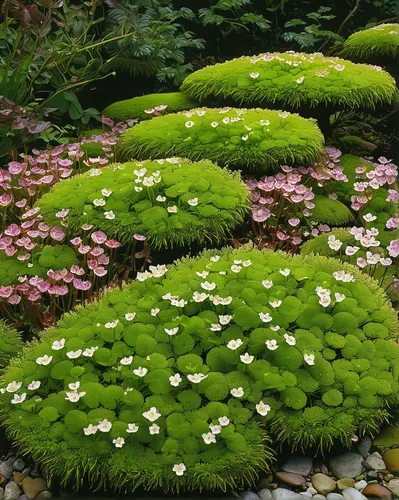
[
  {"xmin": 181, "ymin": 52, "xmax": 396, "ymax": 109},
  {"xmin": 1, "ymin": 247, "xmax": 397, "ymax": 492},
  {"xmin": 36, "ymin": 159, "xmax": 249, "ymax": 249},
  {"xmin": 342, "ymin": 24, "xmax": 399, "ymax": 61},
  {"xmin": 103, "ymin": 92, "xmax": 198, "ymax": 122},
  {"xmin": 311, "ymin": 195, "xmax": 354, "ymax": 226},
  {"xmin": 0, "ymin": 321, "xmax": 23, "ymax": 368},
  {"xmin": 117, "ymin": 107, "xmax": 324, "ymax": 172}
]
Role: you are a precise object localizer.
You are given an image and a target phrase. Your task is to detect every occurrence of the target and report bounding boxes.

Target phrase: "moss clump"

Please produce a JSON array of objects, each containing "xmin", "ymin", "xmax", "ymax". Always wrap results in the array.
[
  {"xmin": 342, "ymin": 24, "xmax": 399, "ymax": 61},
  {"xmin": 36, "ymin": 159, "xmax": 249, "ymax": 249},
  {"xmin": 117, "ymin": 107, "xmax": 324, "ymax": 172},
  {"xmin": 103, "ymin": 92, "xmax": 198, "ymax": 122},
  {"xmin": 181, "ymin": 52, "xmax": 396, "ymax": 109},
  {"xmin": 1, "ymin": 247, "xmax": 397, "ymax": 492},
  {"xmin": 311, "ymin": 195, "xmax": 354, "ymax": 226},
  {"xmin": 0, "ymin": 321, "xmax": 23, "ymax": 368}
]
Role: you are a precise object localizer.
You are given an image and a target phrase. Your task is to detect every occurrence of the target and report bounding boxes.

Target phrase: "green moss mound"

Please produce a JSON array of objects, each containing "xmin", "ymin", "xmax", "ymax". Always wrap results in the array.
[
  {"xmin": 1, "ymin": 248, "xmax": 397, "ymax": 492},
  {"xmin": 181, "ymin": 52, "xmax": 396, "ymax": 109},
  {"xmin": 117, "ymin": 107, "xmax": 324, "ymax": 172},
  {"xmin": 36, "ymin": 159, "xmax": 249, "ymax": 249},
  {"xmin": 103, "ymin": 92, "xmax": 198, "ymax": 122},
  {"xmin": 311, "ymin": 195, "xmax": 354, "ymax": 226},
  {"xmin": 0, "ymin": 321, "xmax": 23, "ymax": 368},
  {"xmin": 342, "ymin": 24, "xmax": 399, "ymax": 61}
]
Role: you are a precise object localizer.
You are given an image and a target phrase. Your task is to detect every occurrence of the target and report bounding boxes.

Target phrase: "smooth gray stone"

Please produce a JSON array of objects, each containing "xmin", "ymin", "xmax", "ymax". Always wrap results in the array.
[
  {"xmin": 357, "ymin": 437, "xmax": 372, "ymax": 459},
  {"xmin": 329, "ymin": 453, "xmax": 364, "ymax": 479},
  {"xmin": 11, "ymin": 461, "xmax": 24, "ymax": 473},
  {"xmin": 258, "ymin": 490, "xmax": 273, "ymax": 500},
  {"xmin": 313, "ymin": 496, "xmax": 326, "ymax": 500},
  {"xmin": 4, "ymin": 482, "xmax": 20, "ymax": 500},
  {"xmin": 240, "ymin": 493, "xmax": 261, "ymax": 500},
  {"xmin": 282, "ymin": 456, "xmax": 313, "ymax": 477},
  {"xmin": 354, "ymin": 480, "xmax": 367, "ymax": 491},
  {"xmin": 272, "ymin": 489, "xmax": 304, "ymax": 500},
  {"xmin": 341, "ymin": 487, "xmax": 367, "ymax": 500},
  {"xmin": 0, "ymin": 486, "xmax": 4, "ymax": 500},
  {"xmin": 363, "ymin": 452, "xmax": 386, "ymax": 471},
  {"xmin": 326, "ymin": 494, "xmax": 344, "ymax": 500},
  {"xmin": 0, "ymin": 463, "xmax": 12, "ymax": 479}
]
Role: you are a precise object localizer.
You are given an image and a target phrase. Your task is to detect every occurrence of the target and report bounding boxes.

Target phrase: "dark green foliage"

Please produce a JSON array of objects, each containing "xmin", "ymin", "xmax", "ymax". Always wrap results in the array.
[
  {"xmin": 311, "ymin": 195, "xmax": 354, "ymax": 226},
  {"xmin": 117, "ymin": 107, "xmax": 324, "ymax": 172},
  {"xmin": 0, "ymin": 321, "xmax": 23, "ymax": 368},
  {"xmin": 342, "ymin": 24, "xmax": 399, "ymax": 61}
]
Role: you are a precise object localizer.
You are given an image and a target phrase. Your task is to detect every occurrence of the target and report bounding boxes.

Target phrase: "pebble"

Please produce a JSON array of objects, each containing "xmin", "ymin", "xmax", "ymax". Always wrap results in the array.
[
  {"xmin": 275, "ymin": 473, "xmax": 306, "ymax": 487},
  {"xmin": 366, "ymin": 471, "xmax": 379, "ymax": 481},
  {"xmin": 21, "ymin": 477, "xmax": 47, "ymax": 499},
  {"xmin": 4, "ymin": 460, "xmax": 15, "ymax": 469},
  {"xmin": 321, "ymin": 465, "xmax": 329, "ymax": 476},
  {"xmin": 387, "ymin": 479, "xmax": 399, "ymax": 498},
  {"xmin": 34, "ymin": 493, "xmax": 52, "ymax": 499},
  {"xmin": 240, "ymin": 492, "xmax": 261, "ymax": 500},
  {"xmin": 272, "ymin": 489, "xmax": 304, "ymax": 500},
  {"xmin": 4, "ymin": 482, "xmax": 20, "ymax": 500},
  {"xmin": 258, "ymin": 489, "xmax": 273, "ymax": 500},
  {"xmin": 327, "ymin": 495, "xmax": 344, "ymax": 500},
  {"xmin": 313, "ymin": 495, "xmax": 326, "ymax": 500},
  {"xmin": 10, "ymin": 462, "xmax": 23, "ymax": 475},
  {"xmin": 330, "ymin": 454, "xmax": 364, "ymax": 479},
  {"xmin": 0, "ymin": 466, "xmax": 11, "ymax": 481},
  {"xmin": 259, "ymin": 479, "xmax": 271, "ymax": 490},
  {"xmin": 354, "ymin": 481, "xmax": 367, "ymax": 491},
  {"xmin": 282, "ymin": 457, "xmax": 313, "ymax": 477},
  {"xmin": 312, "ymin": 474, "xmax": 336, "ymax": 495},
  {"xmin": 11, "ymin": 474, "xmax": 22, "ymax": 486},
  {"xmin": 307, "ymin": 487, "xmax": 318, "ymax": 495},
  {"xmin": 384, "ymin": 474, "xmax": 394, "ymax": 482},
  {"xmin": 341, "ymin": 487, "xmax": 367, "ymax": 500},
  {"xmin": 0, "ymin": 487, "xmax": 3, "ymax": 500},
  {"xmin": 299, "ymin": 493, "xmax": 312, "ymax": 499},
  {"xmin": 358, "ymin": 437, "xmax": 372, "ymax": 459},
  {"xmin": 337, "ymin": 479, "xmax": 356, "ymax": 491},
  {"xmin": 363, "ymin": 452, "xmax": 386, "ymax": 471},
  {"xmin": 383, "ymin": 449, "xmax": 399, "ymax": 474},
  {"xmin": 361, "ymin": 484, "xmax": 392, "ymax": 500}
]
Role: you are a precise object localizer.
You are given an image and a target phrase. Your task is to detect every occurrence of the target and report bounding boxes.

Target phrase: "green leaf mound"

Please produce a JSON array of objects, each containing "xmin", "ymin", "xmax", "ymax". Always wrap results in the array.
[
  {"xmin": 0, "ymin": 321, "xmax": 23, "ymax": 368},
  {"xmin": 311, "ymin": 195, "xmax": 354, "ymax": 226},
  {"xmin": 1, "ymin": 248, "xmax": 398, "ymax": 493},
  {"xmin": 117, "ymin": 107, "xmax": 324, "ymax": 172},
  {"xmin": 36, "ymin": 159, "xmax": 249, "ymax": 248},
  {"xmin": 342, "ymin": 24, "xmax": 399, "ymax": 61},
  {"xmin": 180, "ymin": 52, "xmax": 396, "ymax": 109},
  {"xmin": 103, "ymin": 92, "xmax": 198, "ymax": 122}
]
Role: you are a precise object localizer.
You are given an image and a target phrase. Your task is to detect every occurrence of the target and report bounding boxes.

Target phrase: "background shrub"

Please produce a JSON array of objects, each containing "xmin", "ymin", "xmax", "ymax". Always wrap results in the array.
[{"xmin": 0, "ymin": 321, "xmax": 23, "ymax": 369}]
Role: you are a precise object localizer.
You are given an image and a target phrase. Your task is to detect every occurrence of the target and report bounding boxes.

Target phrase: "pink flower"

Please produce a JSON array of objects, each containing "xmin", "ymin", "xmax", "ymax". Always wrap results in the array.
[
  {"xmin": 56, "ymin": 209, "xmax": 70, "ymax": 218},
  {"xmin": 70, "ymin": 237, "xmax": 82, "ymax": 246},
  {"xmin": 71, "ymin": 265, "xmax": 85, "ymax": 275},
  {"xmin": 8, "ymin": 162, "xmax": 27, "ymax": 175},
  {"xmin": 105, "ymin": 239, "xmax": 121, "ymax": 249},
  {"xmin": 73, "ymin": 279, "xmax": 91, "ymax": 291},
  {"xmin": 252, "ymin": 208, "xmax": 270, "ymax": 222},
  {"xmin": 387, "ymin": 240, "xmax": 399, "ymax": 258},
  {"xmin": 276, "ymin": 232, "xmax": 290, "ymax": 241},
  {"xmin": 15, "ymin": 199, "xmax": 27, "ymax": 208},
  {"xmin": 8, "ymin": 294, "xmax": 21, "ymax": 305},
  {"xmin": 81, "ymin": 224, "xmax": 94, "ymax": 231},
  {"xmin": 134, "ymin": 234, "xmax": 147, "ymax": 241},
  {"xmin": 90, "ymin": 247, "xmax": 104, "ymax": 257},
  {"xmin": 50, "ymin": 227, "xmax": 65, "ymax": 241},
  {"xmin": 0, "ymin": 286, "xmax": 13, "ymax": 298},
  {"xmin": 5, "ymin": 224, "xmax": 21, "ymax": 237},
  {"xmin": 98, "ymin": 254, "xmax": 109, "ymax": 265},
  {"xmin": 291, "ymin": 237, "xmax": 302, "ymax": 245},
  {"xmin": 102, "ymin": 116, "xmax": 114, "ymax": 127},
  {"xmin": 91, "ymin": 231, "xmax": 107, "ymax": 244},
  {"xmin": 318, "ymin": 224, "xmax": 330, "ymax": 232},
  {"xmin": 0, "ymin": 194, "xmax": 12, "ymax": 206},
  {"xmin": 28, "ymin": 291, "xmax": 41, "ymax": 302},
  {"xmin": 78, "ymin": 245, "xmax": 91, "ymax": 254},
  {"xmin": 386, "ymin": 217, "xmax": 398, "ymax": 230},
  {"xmin": 58, "ymin": 159, "xmax": 73, "ymax": 167},
  {"xmin": 93, "ymin": 267, "xmax": 107, "ymax": 277},
  {"xmin": 288, "ymin": 218, "xmax": 300, "ymax": 227},
  {"xmin": 5, "ymin": 246, "xmax": 17, "ymax": 256},
  {"xmin": 356, "ymin": 258, "xmax": 367, "ymax": 268}
]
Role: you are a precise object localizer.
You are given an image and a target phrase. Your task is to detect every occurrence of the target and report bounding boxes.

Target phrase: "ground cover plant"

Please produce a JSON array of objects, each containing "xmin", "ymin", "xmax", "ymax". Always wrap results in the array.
[
  {"xmin": 342, "ymin": 24, "xmax": 399, "ymax": 61},
  {"xmin": 0, "ymin": 247, "xmax": 398, "ymax": 492}
]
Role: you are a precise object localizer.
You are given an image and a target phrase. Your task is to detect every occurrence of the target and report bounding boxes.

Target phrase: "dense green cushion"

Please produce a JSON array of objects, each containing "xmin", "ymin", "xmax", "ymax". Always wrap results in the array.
[{"xmin": 343, "ymin": 24, "xmax": 399, "ymax": 60}]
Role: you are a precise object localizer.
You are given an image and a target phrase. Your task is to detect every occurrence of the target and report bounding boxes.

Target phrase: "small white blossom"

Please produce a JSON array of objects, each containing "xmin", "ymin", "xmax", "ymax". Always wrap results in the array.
[
  {"xmin": 319, "ymin": 296, "xmax": 332, "ymax": 307},
  {"xmin": 126, "ymin": 423, "xmax": 139, "ymax": 433},
  {"xmin": 11, "ymin": 393, "xmax": 26, "ymax": 405},
  {"xmin": 363, "ymin": 213, "xmax": 377, "ymax": 222},
  {"xmin": 113, "ymin": 437, "xmax": 125, "ymax": 448},
  {"xmin": 133, "ymin": 367, "xmax": 148, "ymax": 377},
  {"xmin": 335, "ymin": 293, "xmax": 345, "ymax": 302},
  {"xmin": 120, "ymin": 356, "xmax": 134, "ymax": 366},
  {"xmin": 262, "ymin": 280, "xmax": 273, "ymax": 289},
  {"xmin": 185, "ymin": 121, "xmax": 195, "ymax": 128},
  {"xmin": 345, "ymin": 246, "xmax": 359, "ymax": 256},
  {"xmin": 219, "ymin": 315, "xmax": 233, "ymax": 325},
  {"xmin": 101, "ymin": 188, "xmax": 112, "ymax": 197},
  {"xmin": 202, "ymin": 432, "xmax": 216, "ymax": 444},
  {"xmin": 105, "ymin": 320, "xmax": 119, "ymax": 329},
  {"xmin": 240, "ymin": 352, "xmax": 254, "ymax": 364},
  {"xmin": 151, "ymin": 307, "xmax": 160, "ymax": 316},
  {"xmin": 266, "ymin": 339, "xmax": 278, "ymax": 350},
  {"xmin": 210, "ymin": 255, "xmax": 220, "ymax": 262},
  {"xmin": 93, "ymin": 198, "xmax": 106, "ymax": 207},
  {"xmin": 270, "ymin": 325, "xmax": 280, "ymax": 332},
  {"xmin": 67, "ymin": 349, "xmax": 82, "ymax": 359},
  {"xmin": 173, "ymin": 463, "xmax": 186, "ymax": 476},
  {"xmin": 210, "ymin": 424, "xmax": 222, "ymax": 434},
  {"xmin": 256, "ymin": 401, "xmax": 271, "ymax": 416},
  {"xmin": 82, "ymin": 347, "xmax": 97, "ymax": 357},
  {"xmin": 104, "ymin": 210, "xmax": 115, "ymax": 220},
  {"xmin": 27, "ymin": 381, "xmax": 41, "ymax": 391},
  {"xmin": 165, "ymin": 327, "xmax": 179, "ymax": 336},
  {"xmin": 230, "ymin": 387, "xmax": 244, "ymax": 398},
  {"xmin": 279, "ymin": 268, "xmax": 291, "ymax": 276},
  {"xmin": 36, "ymin": 355, "xmax": 53, "ymax": 366},
  {"xmin": 169, "ymin": 374, "xmax": 182, "ymax": 387},
  {"xmin": 84, "ymin": 424, "xmax": 98, "ymax": 435},
  {"xmin": 143, "ymin": 407, "xmax": 161, "ymax": 422},
  {"xmin": 125, "ymin": 312, "xmax": 136, "ymax": 321},
  {"xmin": 65, "ymin": 391, "xmax": 86, "ymax": 402},
  {"xmin": 218, "ymin": 416, "xmax": 230, "ymax": 426},
  {"xmin": 259, "ymin": 312, "xmax": 273, "ymax": 323},
  {"xmin": 250, "ymin": 72, "xmax": 259, "ymax": 79},
  {"xmin": 6, "ymin": 381, "xmax": 22, "ymax": 393},
  {"xmin": 156, "ymin": 195, "xmax": 166, "ymax": 202},
  {"xmin": 149, "ymin": 424, "xmax": 160, "ymax": 435},
  {"xmin": 201, "ymin": 281, "xmax": 216, "ymax": 291},
  {"xmin": 296, "ymin": 76, "xmax": 304, "ymax": 84},
  {"xmin": 210, "ymin": 323, "xmax": 222, "ymax": 332},
  {"xmin": 210, "ymin": 122, "xmax": 219, "ymax": 128},
  {"xmin": 284, "ymin": 334, "xmax": 296, "ymax": 346},
  {"xmin": 188, "ymin": 198, "xmax": 198, "ymax": 206},
  {"xmin": 231, "ymin": 265, "xmax": 242, "ymax": 273},
  {"xmin": 68, "ymin": 381, "xmax": 80, "ymax": 391},
  {"xmin": 227, "ymin": 339, "xmax": 243, "ymax": 350},
  {"xmin": 167, "ymin": 206, "xmax": 177, "ymax": 213},
  {"xmin": 187, "ymin": 373, "xmax": 208, "ymax": 384},
  {"xmin": 52, "ymin": 339, "xmax": 65, "ymax": 350},
  {"xmin": 304, "ymin": 353, "xmax": 315, "ymax": 365},
  {"xmin": 192, "ymin": 291, "xmax": 209, "ymax": 302},
  {"xmin": 269, "ymin": 300, "xmax": 282, "ymax": 308}
]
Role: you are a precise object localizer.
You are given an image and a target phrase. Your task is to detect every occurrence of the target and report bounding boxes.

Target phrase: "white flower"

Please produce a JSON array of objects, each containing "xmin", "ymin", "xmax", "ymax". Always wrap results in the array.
[
  {"xmin": 120, "ymin": 356, "xmax": 134, "ymax": 366},
  {"xmin": 83, "ymin": 424, "xmax": 98, "ymax": 435},
  {"xmin": 101, "ymin": 188, "xmax": 112, "ymax": 197},
  {"xmin": 269, "ymin": 300, "xmax": 282, "ymax": 308},
  {"xmin": 185, "ymin": 121, "xmax": 195, "ymax": 128},
  {"xmin": 279, "ymin": 268, "xmax": 291, "ymax": 276},
  {"xmin": 210, "ymin": 323, "xmax": 222, "ymax": 332},
  {"xmin": 262, "ymin": 280, "xmax": 273, "ymax": 289},
  {"xmin": 27, "ymin": 381, "xmax": 41, "ymax": 391},
  {"xmin": 192, "ymin": 291, "xmax": 209, "ymax": 302},
  {"xmin": 93, "ymin": 198, "xmax": 106, "ymax": 207},
  {"xmin": 210, "ymin": 255, "xmax": 220, "ymax": 262},
  {"xmin": 284, "ymin": 334, "xmax": 296, "ymax": 346},
  {"xmin": 103, "ymin": 210, "xmax": 116, "ymax": 221},
  {"xmin": 231, "ymin": 265, "xmax": 242, "ymax": 273},
  {"xmin": 256, "ymin": 401, "xmax": 271, "ymax": 416},
  {"xmin": 134, "ymin": 168, "xmax": 147, "ymax": 177},
  {"xmin": 113, "ymin": 437, "xmax": 125, "ymax": 448},
  {"xmin": 83, "ymin": 347, "xmax": 97, "ymax": 357},
  {"xmin": 335, "ymin": 293, "xmax": 345, "ymax": 302},
  {"xmin": 143, "ymin": 176, "xmax": 155, "ymax": 187},
  {"xmin": 242, "ymin": 135, "xmax": 249, "ymax": 141},
  {"xmin": 304, "ymin": 353, "xmax": 315, "ymax": 365},
  {"xmin": 105, "ymin": 320, "xmax": 119, "ymax": 329},
  {"xmin": 210, "ymin": 122, "xmax": 219, "ymax": 128},
  {"xmin": 259, "ymin": 312, "xmax": 273, "ymax": 323},
  {"xmin": 188, "ymin": 198, "xmax": 198, "ymax": 206},
  {"xmin": 68, "ymin": 381, "xmax": 80, "ymax": 391},
  {"xmin": 328, "ymin": 239, "xmax": 343, "ymax": 251},
  {"xmin": 65, "ymin": 391, "xmax": 86, "ymax": 402},
  {"xmin": 67, "ymin": 349, "xmax": 82, "ymax": 359},
  {"xmin": 156, "ymin": 195, "xmax": 166, "ymax": 202},
  {"xmin": 196, "ymin": 270, "xmax": 209, "ymax": 278},
  {"xmin": 240, "ymin": 352, "xmax": 254, "ymax": 364},
  {"xmin": 363, "ymin": 213, "xmax": 377, "ymax": 222},
  {"xmin": 173, "ymin": 463, "xmax": 186, "ymax": 476},
  {"xmin": 231, "ymin": 387, "xmax": 244, "ymax": 398},
  {"xmin": 227, "ymin": 339, "xmax": 243, "ymax": 350},
  {"xmin": 133, "ymin": 367, "xmax": 148, "ymax": 377},
  {"xmin": 345, "ymin": 246, "xmax": 359, "ymax": 256},
  {"xmin": 319, "ymin": 296, "xmax": 331, "ymax": 307},
  {"xmin": 187, "ymin": 373, "xmax": 208, "ymax": 384},
  {"xmin": 219, "ymin": 315, "xmax": 233, "ymax": 325},
  {"xmin": 167, "ymin": 206, "xmax": 177, "ymax": 213},
  {"xmin": 169, "ymin": 373, "xmax": 182, "ymax": 387},
  {"xmin": 125, "ymin": 312, "xmax": 136, "ymax": 321},
  {"xmin": 134, "ymin": 186, "xmax": 143, "ymax": 192},
  {"xmin": 278, "ymin": 112, "xmax": 289, "ymax": 119},
  {"xmin": 165, "ymin": 327, "xmax": 179, "ymax": 336},
  {"xmin": 52, "ymin": 339, "xmax": 65, "ymax": 350},
  {"xmin": 136, "ymin": 271, "xmax": 152, "ymax": 281},
  {"xmin": 266, "ymin": 339, "xmax": 278, "ymax": 350},
  {"xmin": 36, "ymin": 355, "xmax": 53, "ymax": 366},
  {"xmin": 201, "ymin": 281, "xmax": 216, "ymax": 291},
  {"xmin": 250, "ymin": 72, "xmax": 259, "ymax": 79},
  {"xmin": 143, "ymin": 406, "xmax": 161, "ymax": 422},
  {"xmin": 366, "ymin": 251, "xmax": 380, "ymax": 265},
  {"xmin": 202, "ymin": 432, "xmax": 216, "ymax": 444},
  {"xmin": 126, "ymin": 423, "xmax": 139, "ymax": 433},
  {"xmin": 270, "ymin": 325, "xmax": 280, "ymax": 332},
  {"xmin": 6, "ymin": 381, "xmax": 22, "ymax": 393},
  {"xmin": 171, "ymin": 299, "xmax": 187, "ymax": 308},
  {"xmin": 242, "ymin": 260, "xmax": 252, "ymax": 267},
  {"xmin": 260, "ymin": 119, "xmax": 270, "ymax": 126},
  {"xmin": 11, "ymin": 393, "xmax": 26, "ymax": 404},
  {"xmin": 209, "ymin": 424, "xmax": 222, "ymax": 434},
  {"xmin": 149, "ymin": 424, "xmax": 160, "ymax": 435},
  {"xmin": 218, "ymin": 416, "xmax": 230, "ymax": 426},
  {"xmin": 333, "ymin": 271, "xmax": 355, "ymax": 283},
  {"xmin": 151, "ymin": 307, "xmax": 160, "ymax": 316}
]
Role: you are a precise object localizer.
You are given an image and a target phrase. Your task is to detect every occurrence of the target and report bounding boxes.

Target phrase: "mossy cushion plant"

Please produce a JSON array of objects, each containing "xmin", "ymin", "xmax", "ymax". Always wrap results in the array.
[
  {"xmin": 117, "ymin": 107, "xmax": 324, "ymax": 172},
  {"xmin": 103, "ymin": 92, "xmax": 198, "ymax": 122},
  {"xmin": 1, "ymin": 247, "xmax": 398, "ymax": 492},
  {"xmin": 342, "ymin": 24, "xmax": 399, "ymax": 61},
  {"xmin": 311, "ymin": 195, "xmax": 354, "ymax": 227},
  {"xmin": 0, "ymin": 321, "xmax": 23, "ymax": 368},
  {"xmin": 36, "ymin": 158, "xmax": 249, "ymax": 249},
  {"xmin": 181, "ymin": 52, "xmax": 396, "ymax": 109}
]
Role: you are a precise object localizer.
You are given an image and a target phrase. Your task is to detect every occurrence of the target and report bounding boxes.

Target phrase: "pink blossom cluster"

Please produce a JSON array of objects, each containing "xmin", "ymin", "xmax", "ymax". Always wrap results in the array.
[{"xmin": 310, "ymin": 146, "xmax": 348, "ymax": 184}]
